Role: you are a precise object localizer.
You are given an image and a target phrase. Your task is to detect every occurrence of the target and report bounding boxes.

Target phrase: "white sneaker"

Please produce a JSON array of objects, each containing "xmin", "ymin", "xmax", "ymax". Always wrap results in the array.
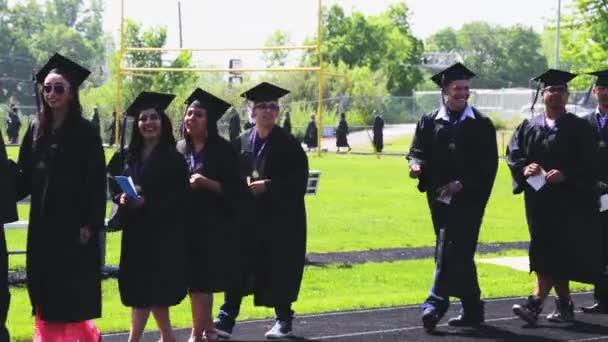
[{"xmin": 264, "ymin": 320, "xmax": 293, "ymax": 339}]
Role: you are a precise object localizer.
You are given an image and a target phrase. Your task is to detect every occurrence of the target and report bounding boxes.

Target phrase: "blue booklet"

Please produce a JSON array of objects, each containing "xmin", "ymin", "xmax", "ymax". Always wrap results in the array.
[{"xmin": 113, "ymin": 176, "xmax": 138, "ymax": 200}]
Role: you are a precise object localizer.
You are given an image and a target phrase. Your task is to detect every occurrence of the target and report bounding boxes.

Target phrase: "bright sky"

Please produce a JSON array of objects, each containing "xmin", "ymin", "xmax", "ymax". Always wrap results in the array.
[{"xmin": 101, "ymin": 0, "xmax": 572, "ymax": 68}]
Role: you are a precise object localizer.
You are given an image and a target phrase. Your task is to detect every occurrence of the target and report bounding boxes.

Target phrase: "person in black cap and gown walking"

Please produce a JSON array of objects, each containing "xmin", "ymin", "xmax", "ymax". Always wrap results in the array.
[
  {"xmin": 508, "ymin": 69, "xmax": 602, "ymax": 324},
  {"xmin": 407, "ymin": 63, "xmax": 498, "ymax": 331}
]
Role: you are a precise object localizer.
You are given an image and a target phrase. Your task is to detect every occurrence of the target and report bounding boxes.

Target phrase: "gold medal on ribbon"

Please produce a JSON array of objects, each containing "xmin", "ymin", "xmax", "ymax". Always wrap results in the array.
[{"xmin": 252, "ymin": 169, "xmax": 260, "ymax": 179}]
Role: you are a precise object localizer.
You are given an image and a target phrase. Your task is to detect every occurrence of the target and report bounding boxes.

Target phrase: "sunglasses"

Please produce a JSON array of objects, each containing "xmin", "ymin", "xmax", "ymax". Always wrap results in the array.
[
  {"xmin": 43, "ymin": 84, "xmax": 67, "ymax": 95},
  {"xmin": 254, "ymin": 103, "xmax": 279, "ymax": 111}
]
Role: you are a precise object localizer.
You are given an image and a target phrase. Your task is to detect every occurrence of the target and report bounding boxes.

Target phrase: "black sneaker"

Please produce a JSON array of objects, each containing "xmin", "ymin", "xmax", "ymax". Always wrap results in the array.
[
  {"xmin": 582, "ymin": 302, "xmax": 608, "ymax": 314},
  {"xmin": 448, "ymin": 301, "xmax": 485, "ymax": 327},
  {"xmin": 547, "ymin": 297, "xmax": 574, "ymax": 323},
  {"xmin": 421, "ymin": 297, "xmax": 450, "ymax": 332},
  {"xmin": 513, "ymin": 295, "xmax": 543, "ymax": 325},
  {"xmin": 214, "ymin": 318, "xmax": 235, "ymax": 339},
  {"xmin": 264, "ymin": 319, "xmax": 293, "ymax": 339}
]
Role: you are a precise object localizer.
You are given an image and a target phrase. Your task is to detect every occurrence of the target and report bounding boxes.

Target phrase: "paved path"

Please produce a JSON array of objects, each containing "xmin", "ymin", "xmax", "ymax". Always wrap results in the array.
[
  {"xmin": 319, "ymin": 124, "xmax": 415, "ymax": 151},
  {"xmin": 103, "ymin": 292, "xmax": 608, "ymax": 342}
]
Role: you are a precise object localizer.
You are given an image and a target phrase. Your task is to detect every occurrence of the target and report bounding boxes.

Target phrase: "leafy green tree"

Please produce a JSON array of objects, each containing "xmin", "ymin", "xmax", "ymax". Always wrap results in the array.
[
  {"xmin": 262, "ymin": 30, "xmax": 292, "ymax": 68},
  {"xmin": 426, "ymin": 22, "xmax": 548, "ymax": 88},
  {"xmin": 553, "ymin": 0, "xmax": 608, "ymax": 89},
  {"xmin": 303, "ymin": 2, "xmax": 423, "ymax": 95}
]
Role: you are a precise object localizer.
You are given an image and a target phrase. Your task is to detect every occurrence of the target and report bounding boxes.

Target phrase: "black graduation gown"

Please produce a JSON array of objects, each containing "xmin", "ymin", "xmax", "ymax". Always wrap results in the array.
[
  {"xmin": 507, "ymin": 113, "xmax": 602, "ymax": 283},
  {"xmin": 304, "ymin": 121, "xmax": 318, "ymax": 148},
  {"xmin": 7, "ymin": 113, "xmax": 21, "ymax": 140},
  {"xmin": 176, "ymin": 138, "xmax": 243, "ymax": 293},
  {"xmin": 234, "ymin": 126, "xmax": 308, "ymax": 307},
  {"xmin": 407, "ymin": 107, "xmax": 498, "ymax": 299},
  {"xmin": 16, "ymin": 117, "xmax": 107, "ymax": 322},
  {"xmin": 335, "ymin": 119, "xmax": 349, "ymax": 147},
  {"xmin": 373, "ymin": 116, "xmax": 384, "ymax": 152},
  {"xmin": 582, "ymin": 112, "xmax": 608, "ymax": 295},
  {"xmin": 229, "ymin": 114, "xmax": 241, "ymax": 143},
  {"xmin": 283, "ymin": 115, "xmax": 292, "ymax": 135},
  {"xmin": 0, "ymin": 131, "xmax": 16, "ymax": 341},
  {"xmin": 111, "ymin": 145, "xmax": 189, "ymax": 307},
  {"xmin": 0, "ymin": 132, "xmax": 17, "ymax": 225}
]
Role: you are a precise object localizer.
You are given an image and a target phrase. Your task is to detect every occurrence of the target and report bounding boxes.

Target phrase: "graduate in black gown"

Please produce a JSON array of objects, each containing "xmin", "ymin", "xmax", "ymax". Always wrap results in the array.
[
  {"xmin": 176, "ymin": 88, "xmax": 243, "ymax": 342},
  {"xmin": 229, "ymin": 110, "xmax": 241, "ymax": 143},
  {"xmin": 373, "ymin": 112, "xmax": 384, "ymax": 152},
  {"xmin": 407, "ymin": 63, "xmax": 498, "ymax": 331},
  {"xmin": 282, "ymin": 110, "xmax": 292, "ymax": 135},
  {"xmin": 110, "ymin": 92, "xmax": 189, "ymax": 342},
  {"xmin": 335, "ymin": 112, "xmax": 351, "ymax": 152},
  {"xmin": 578, "ymin": 70, "xmax": 608, "ymax": 315},
  {"xmin": 304, "ymin": 114, "xmax": 318, "ymax": 151},
  {"xmin": 215, "ymin": 82, "xmax": 309, "ymax": 340},
  {"xmin": 16, "ymin": 54, "xmax": 107, "ymax": 334},
  {"xmin": 0, "ymin": 131, "xmax": 17, "ymax": 342},
  {"xmin": 508, "ymin": 70, "xmax": 602, "ymax": 324}
]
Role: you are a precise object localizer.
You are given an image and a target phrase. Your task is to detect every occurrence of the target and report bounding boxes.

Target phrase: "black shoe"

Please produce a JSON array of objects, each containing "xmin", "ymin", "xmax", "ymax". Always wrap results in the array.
[
  {"xmin": 214, "ymin": 317, "xmax": 235, "ymax": 339},
  {"xmin": 513, "ymin": 295, "xmax": 543, "ymax": 325},
  {"xmin": 420, "ymin": 297, "xmax": 449, "ymax": 332},
  {"xmin": 582, "ymin": 302, "xmax": 608, "ymax": 314},
  {"xmin": 448, "ymin": 301, "xmax": 485, "ymax": 327},
  {"xmin": 547, "ymin": 297, "xmax": 574, "ymax": 323}
]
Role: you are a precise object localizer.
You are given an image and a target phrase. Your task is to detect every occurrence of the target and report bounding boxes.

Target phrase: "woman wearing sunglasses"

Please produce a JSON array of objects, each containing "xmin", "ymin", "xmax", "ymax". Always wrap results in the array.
[
  {"xmin": 177, "ymin": 89, "xmax": 243, "ymax": 342},
  {"xmin": 16, "ymin": 53, "xmax": 107, "ymax": 340},
  {"xmin": 109, "ymin": 91, "xmax": 189, "ymax": 342}
]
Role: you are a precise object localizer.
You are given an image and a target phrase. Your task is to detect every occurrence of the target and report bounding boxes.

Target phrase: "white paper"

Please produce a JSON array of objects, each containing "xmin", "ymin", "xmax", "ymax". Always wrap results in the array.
[
  {"xmin": 600, "ymin": 194, "xmax": 608, "ymax": 212},
  {"xmin": 435, "ymin": 188, "xmax": 452, "ymax": 205},
  {"xmin": 526, "ymin": 170, "xmax": 547, "ymax": 191}
]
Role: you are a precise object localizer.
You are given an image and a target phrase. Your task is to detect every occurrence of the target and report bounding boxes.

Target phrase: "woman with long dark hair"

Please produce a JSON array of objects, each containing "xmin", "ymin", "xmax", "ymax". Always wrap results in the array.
[
  {"xmin": 110, "ymin": 92, "xmax": 189, "ymax": 342},
  {"xmin": 177, "ymin": 89, "xmax": 242, "ymax": 342},
  {"xmin": 16, "ymin": 53, "xmax": 106, "ymax": 340}
]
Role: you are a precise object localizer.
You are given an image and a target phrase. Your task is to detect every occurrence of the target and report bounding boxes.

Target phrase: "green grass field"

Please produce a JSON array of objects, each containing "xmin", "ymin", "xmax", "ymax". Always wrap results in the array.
[
  {"xmin": 351, "ymin": 130, "xmax": 514, "ymax": 157},
  {"xmin": 6, "ymin": 149, "xmax": 530, "ymax": 267},
  {"xmin": 5, "ymin": 253, "xmax": 593, "ymax": 341}
]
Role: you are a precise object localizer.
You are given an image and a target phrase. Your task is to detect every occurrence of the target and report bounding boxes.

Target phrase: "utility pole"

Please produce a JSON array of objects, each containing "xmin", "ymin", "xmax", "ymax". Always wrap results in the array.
[
  {"xmin": 555, "ymin": 0, "xmax": 561, "ymax": 69},
  {"xmin": 178, "ymin": 1, "xmax": 183, "ymax": 48}
]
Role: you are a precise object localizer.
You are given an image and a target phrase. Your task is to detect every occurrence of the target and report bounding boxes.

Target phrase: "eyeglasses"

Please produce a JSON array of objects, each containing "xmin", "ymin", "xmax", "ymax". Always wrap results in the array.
[
  {"xmin": 254, "ymin": 102, "xmax": 279, "ymax": 111},
  {"xmin": 42, "ymin": 84, "xmax": 66, "ymax": 95}
]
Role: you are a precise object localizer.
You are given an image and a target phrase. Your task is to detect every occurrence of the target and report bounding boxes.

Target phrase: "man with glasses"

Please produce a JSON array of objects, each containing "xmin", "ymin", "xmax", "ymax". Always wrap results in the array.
[
  {"xmin": 408, "ymin": 63, "xmax": 498, "ymax": 331},
  {"xmin": 581, "ymin": 70, "xmax": 608, "ymax": 315},
  {"xmin": 215, "ymin": 82, "xmax": 309, "ymax": 340},
  {"xmin": 508, "ymin": 70, "xmax": 602, "ymax": 324}
]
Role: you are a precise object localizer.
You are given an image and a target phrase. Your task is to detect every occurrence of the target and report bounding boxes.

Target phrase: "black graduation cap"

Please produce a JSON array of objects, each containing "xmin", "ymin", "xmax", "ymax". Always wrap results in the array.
[
  {"xmin": 528, "ymin": 69, "xmax": 577, "ymax": 114},
  {"xmin": 532, "ymin": 69, "xmax": 577, "ymax": 87},
  {"xmin": 125, "ymin": 91, "xmax": 175, "ymax": 117},
  {"xmin": 184, "ymin": 88, "xmax": 231, "ymax": 122},
  {"xmin": 35, "ymin": 53, "xmax": 91, "ymax": 87},
  {"xmin": 588, "ymin": 70, "xmax": 608, "ymax": 87},
  {"xmin": 431, "ymin": 63, "xmax": 476, "ymax": 88},
  {"xmin": 241, "ymin": 82, "xmax": 290, "ymax": 102}
]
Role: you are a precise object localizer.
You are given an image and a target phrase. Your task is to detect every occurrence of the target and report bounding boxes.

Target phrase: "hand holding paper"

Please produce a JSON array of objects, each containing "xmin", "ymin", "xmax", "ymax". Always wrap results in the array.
[{"xmin": 526, "ymin": 168, "xmax": 547, "ymax": 191}]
